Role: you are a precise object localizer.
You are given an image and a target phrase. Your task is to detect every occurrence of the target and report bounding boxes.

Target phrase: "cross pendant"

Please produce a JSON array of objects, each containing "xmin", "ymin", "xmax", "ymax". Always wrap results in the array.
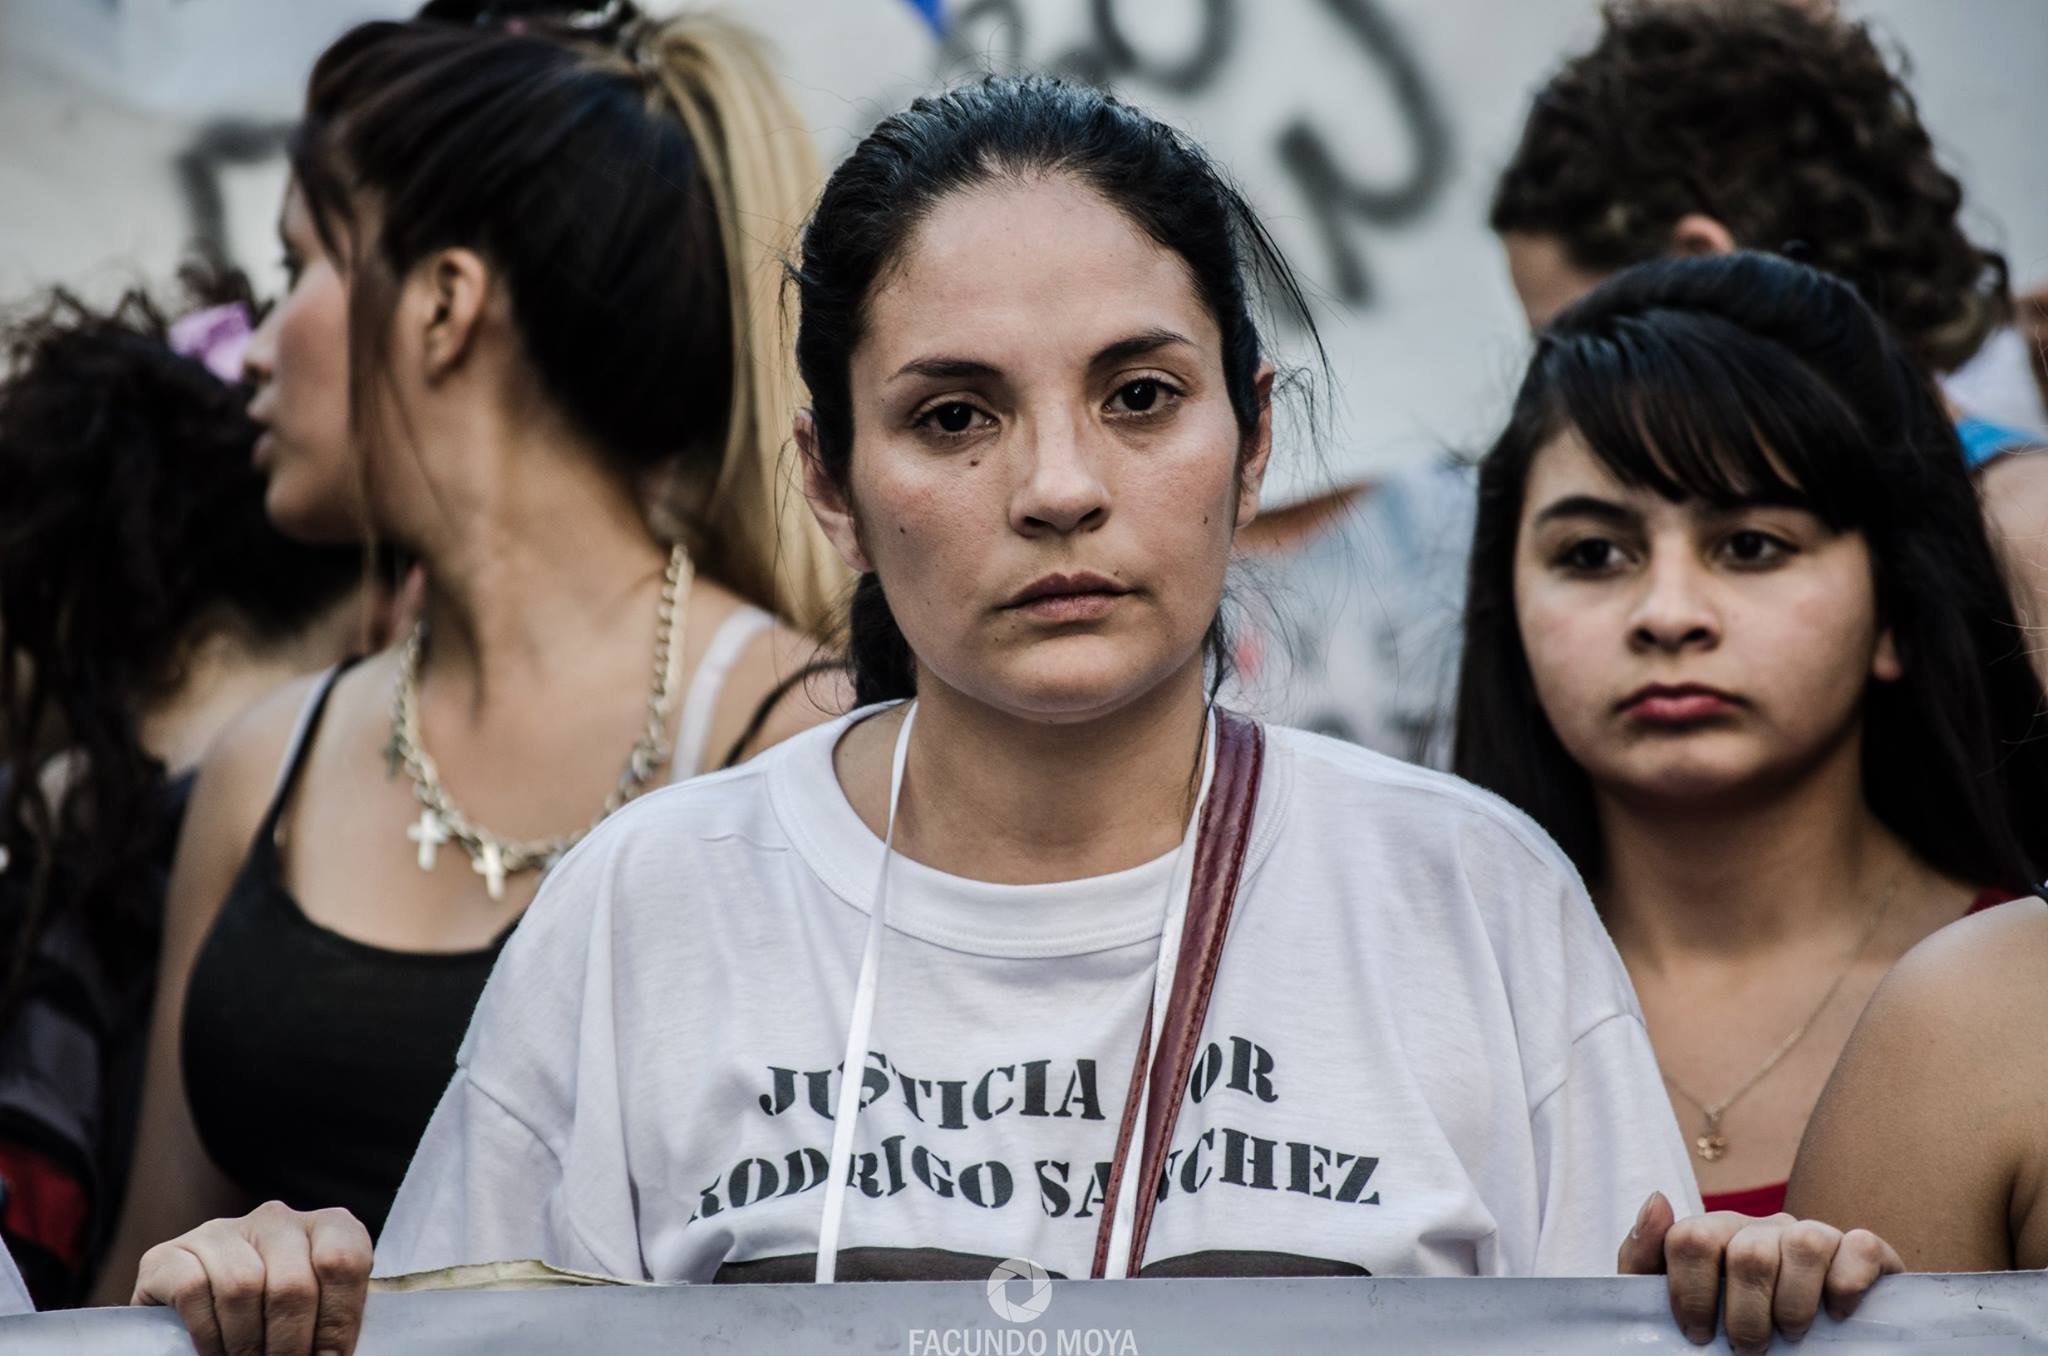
[
  {"xmin": 406, "ymin": 809, "xmax": 450, "ymax": 871},
  {"xmin": 474, "ymin": 841, "xmax": 508, "ymax": 901}
]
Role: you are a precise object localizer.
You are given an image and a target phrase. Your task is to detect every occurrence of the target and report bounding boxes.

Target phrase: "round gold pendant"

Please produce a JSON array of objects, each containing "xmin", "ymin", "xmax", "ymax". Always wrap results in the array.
[{"xmin": 1694, "ymin": 1133, "xmax": 1728, "ymax": 1163}]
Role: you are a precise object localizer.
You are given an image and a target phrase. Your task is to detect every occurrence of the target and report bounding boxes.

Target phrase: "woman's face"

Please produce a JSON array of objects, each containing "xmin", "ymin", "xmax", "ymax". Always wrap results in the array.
[
  {"xmin": 243, "ymin": 180, "xmax": 361, "ymax": 543},
  {"xmin": 817, "ymin": 175, "xmax": 1269, "ymax": 723},
  {"xmin": 1500, "ymin": 231, "xmax": 1611, "ymax": 331},
  {"xmin": 1513, "ymin": 430, "xmax": 1899, "ymax": 809}
]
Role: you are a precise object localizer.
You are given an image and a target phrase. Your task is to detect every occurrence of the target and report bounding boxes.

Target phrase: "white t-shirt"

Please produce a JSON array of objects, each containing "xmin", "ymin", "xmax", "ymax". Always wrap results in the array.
[{"xmin": 376, "ymin": 709, "xmax": 1700, "ymax": 1283}]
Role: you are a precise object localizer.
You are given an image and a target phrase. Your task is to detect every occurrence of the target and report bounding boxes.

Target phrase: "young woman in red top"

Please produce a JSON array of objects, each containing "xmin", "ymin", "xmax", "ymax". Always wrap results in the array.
[{"xmin": 1454, "ymin": 251, "xmax": 2048, "ymax": 1218}]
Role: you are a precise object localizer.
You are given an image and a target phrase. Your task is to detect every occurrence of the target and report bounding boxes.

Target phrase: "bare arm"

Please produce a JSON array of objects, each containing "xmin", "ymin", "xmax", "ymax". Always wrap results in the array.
[
  {"xmin": 88, "ymin": 679, "xmax": 315, "ymax": 1306},
  {"xmin": 1785, "ymin": 901, "xmax": 2048, "ymax": 1272}
]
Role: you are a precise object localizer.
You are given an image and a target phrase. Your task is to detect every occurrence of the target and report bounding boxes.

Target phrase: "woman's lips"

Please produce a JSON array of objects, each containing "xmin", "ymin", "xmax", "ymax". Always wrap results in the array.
[
  {"xmin": 1002, "ymin": 571, "xmax": 1130, "ymax": 623},
  {"xmin": 1620, "ymin": 685, "xmax": 1740, "ymax": 725},
  {"xmin": 1009, "ymin": 591, "xmax": 1125, "ymax": 622},
  {"xmin": 252, "ymin": 430, "xmax": 277, "ymax": 470}
]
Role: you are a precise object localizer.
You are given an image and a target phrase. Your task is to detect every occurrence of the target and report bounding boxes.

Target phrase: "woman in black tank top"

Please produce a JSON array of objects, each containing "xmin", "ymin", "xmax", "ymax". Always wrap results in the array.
[
  {"xmin": 91, "ymin": 6, "xmax": 851, "ymax": 1303},
  {"xmin": 181, "ymin": 662, "xmax": 512, "ymax": 1237}
]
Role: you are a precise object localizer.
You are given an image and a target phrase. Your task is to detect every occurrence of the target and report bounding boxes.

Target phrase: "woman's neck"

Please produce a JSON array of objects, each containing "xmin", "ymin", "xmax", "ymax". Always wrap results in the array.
[
  {"xmin": 1595, "ymin": 739, "xmax": 1924, "ymax": 971},
  {"xmin": 404, "ymin": 420, "xmax": 670, "ymax": 718},
  {"xmin": 848, "ymin": 658, "xmax": 1213, "ymax": 885}
]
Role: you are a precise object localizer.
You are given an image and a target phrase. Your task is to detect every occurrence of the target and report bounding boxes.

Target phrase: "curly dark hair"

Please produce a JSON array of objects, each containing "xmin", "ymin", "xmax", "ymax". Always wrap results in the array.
[
  {"xmin": 0, "ymin": 275, "xmax": 360, "ymax": 1018},
  {"xmin": 1490, "ymin": 0, "xmax": 2009, "ymax": 374}
]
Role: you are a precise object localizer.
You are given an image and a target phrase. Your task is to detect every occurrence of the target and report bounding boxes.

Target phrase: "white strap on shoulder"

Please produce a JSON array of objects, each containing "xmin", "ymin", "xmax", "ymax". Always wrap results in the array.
[{"xmin": 672, "ymin": 606, "xmax": 776, "ymax": 779}]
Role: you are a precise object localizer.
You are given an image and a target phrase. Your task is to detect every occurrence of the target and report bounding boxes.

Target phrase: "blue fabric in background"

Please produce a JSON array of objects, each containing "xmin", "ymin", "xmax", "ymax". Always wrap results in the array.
[
  {"xmin": 901, "ymin": 0, "xmax": 944, "ymax": 37},
  {"xmin": 1957, "ymin": 415, "xmax": 2042, "ymax": 469}
]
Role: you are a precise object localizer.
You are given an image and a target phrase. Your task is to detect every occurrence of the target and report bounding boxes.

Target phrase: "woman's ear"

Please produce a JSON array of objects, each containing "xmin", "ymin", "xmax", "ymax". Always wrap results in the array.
[
  {"xmin": 1235, "ymin": 363, "xmax": 1277, "ymax": 529},
  {"xmin": 410, "ymin": 247, "xmax": 492, "ymax": 382},
  {"xmin": 1670, "ymin": 213, "xmax": 1738, "ymax": 258},
  {"xmin": 1871, "ymin": 626, "xmax": 1904, "ymax": 683},
  {"xmin": 797, "ymin": 411, "xmax": 872, "ymax": 573}
]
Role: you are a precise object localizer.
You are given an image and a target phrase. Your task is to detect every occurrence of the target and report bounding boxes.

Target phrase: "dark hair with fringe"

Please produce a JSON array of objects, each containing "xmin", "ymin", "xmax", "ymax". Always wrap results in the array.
[
  {"xmin": 1491, "ymin": 0, "xmax": 2009, "ymax": 374},
  {"xmin": 0, "ymin": 276, "xmax": 360, "ymax": 1018},
  {"xmin": 789, "ymin": 74, "xmax": 1318, "ymax": 705},
  {"xmin": 1454, "ymin": 251, "xmax": 2047, "ymax": 892}
]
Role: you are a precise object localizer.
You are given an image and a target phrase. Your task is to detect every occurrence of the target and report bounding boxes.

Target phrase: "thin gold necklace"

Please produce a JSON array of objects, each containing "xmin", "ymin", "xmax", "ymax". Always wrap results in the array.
[
  {"xmin": 382, "ymin": 543, "xmax": 691, "ymax": 900},
  {"xmin": 1660, "ymin": 872, "xmax": 1900, "ymax": 1163}
]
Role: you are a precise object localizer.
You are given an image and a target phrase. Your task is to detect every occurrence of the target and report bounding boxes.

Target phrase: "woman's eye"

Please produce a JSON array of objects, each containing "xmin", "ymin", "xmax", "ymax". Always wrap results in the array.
[
  {"xmin": 916, "ymin": 401, "xmax": 988, "ymax": 436},
  {"xmin": 1721, "ymin": 530, "xmax": 1792, "ymax": 566},
  {"xmin": 1558, "ymin": 538, "xmax": 1624, "ymax": 574},
  {"xmin": 1116, "ymin": 379, "xmax": 1159, "ymax": 412},
  {"xmin": 1108, "ymin": 378, "xmax": 1172, "ymax": 415}
]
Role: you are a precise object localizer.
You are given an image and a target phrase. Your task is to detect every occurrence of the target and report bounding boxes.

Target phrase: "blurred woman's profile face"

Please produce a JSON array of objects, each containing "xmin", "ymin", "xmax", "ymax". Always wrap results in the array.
[
  {"xmin": 243, "ymin": 180, "xmax": 361, "ymax": 544},
  {"xmin": 1500, "ymin": 230, "xmax": 1611, "ymax": 332},
  {"xmin": 1512, "ymin": 429, "xmax": 1899, "ymax": 809},
  {"xmin": 814, "ymin": 174, "xmax": 1269, "ymax": 724}
]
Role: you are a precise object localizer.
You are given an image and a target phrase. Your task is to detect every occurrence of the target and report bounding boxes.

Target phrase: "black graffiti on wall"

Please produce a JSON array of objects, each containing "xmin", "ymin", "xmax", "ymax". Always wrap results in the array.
[
  {"xmin": 175, "ymin": 118, "xmax": 292, "ymax": 275},
  {"xmin": 938, "ymin": 0, "xmax": 1453, "ymax": 308},
  {"xmin": 171, "ymin": 0, "xmax": 1451, "ymax": 308}
]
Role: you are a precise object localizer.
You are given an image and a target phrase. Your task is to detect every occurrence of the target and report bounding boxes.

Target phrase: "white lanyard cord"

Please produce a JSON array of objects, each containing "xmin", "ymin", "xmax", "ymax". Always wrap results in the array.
[
  {"xmin": 814, "ymin": 703, "xmax": 1216, "ymax": 1283},
  {"xmin": 815, "ymin": 701, "xmax": 918, "ymax": 1284}
]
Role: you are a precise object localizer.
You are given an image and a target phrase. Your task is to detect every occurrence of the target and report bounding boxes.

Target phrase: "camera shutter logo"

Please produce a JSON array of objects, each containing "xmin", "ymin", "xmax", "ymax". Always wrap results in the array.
[{"xmin": 986, "ymin": 1257, "xmax": 1053, "ymax": 1323}]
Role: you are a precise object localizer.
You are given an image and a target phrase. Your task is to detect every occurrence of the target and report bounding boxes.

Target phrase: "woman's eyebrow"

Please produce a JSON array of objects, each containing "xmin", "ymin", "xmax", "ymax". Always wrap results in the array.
[
  {"xmin": 1089, "ymin": 328, "xmax": 1196, "ymax": 370},
  {"xmin": 886, "ymin": 328, "xmax": 1195, "ymax": 386},
  {"xmin": 889, "ymin": 355, "xmax": 1001, "ymax": 383},
  {"xmin": 1531, "ymin": 494, "xmax": 1639, "ymax": 529}
]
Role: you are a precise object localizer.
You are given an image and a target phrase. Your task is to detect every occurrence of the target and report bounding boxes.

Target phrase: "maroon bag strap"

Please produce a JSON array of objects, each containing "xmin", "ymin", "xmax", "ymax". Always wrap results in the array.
[{"xmin": 1090, "ymin": 708, "xmax": 1265, "ymax": 1278}]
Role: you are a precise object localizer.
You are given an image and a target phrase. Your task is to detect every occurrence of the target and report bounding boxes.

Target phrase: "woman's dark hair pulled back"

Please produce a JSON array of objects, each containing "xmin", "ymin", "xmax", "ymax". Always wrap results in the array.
[
  {"xmin": 289, "ymin": 6, "xmax": 840, "ymax": 628},
  {"xmin": 791, "ymin": 74, "xmax": 1314, "ymax": 705},
  {"xmin": 1453, "ymin": 251, "xmax": 2048, "ymax": 893}
]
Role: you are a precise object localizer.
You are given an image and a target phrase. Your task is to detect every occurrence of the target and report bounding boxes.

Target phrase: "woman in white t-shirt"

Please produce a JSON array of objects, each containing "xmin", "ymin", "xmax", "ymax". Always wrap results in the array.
[{"xmin": 128, "ymin": 76, "xmax": 1897, "ymax": 1356}]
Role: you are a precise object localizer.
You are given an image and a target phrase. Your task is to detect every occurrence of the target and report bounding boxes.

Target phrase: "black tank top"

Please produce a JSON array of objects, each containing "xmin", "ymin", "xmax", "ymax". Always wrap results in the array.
[{"xmin": 182, "ymin": 662, "xmax": 516, "ymax": 1239}]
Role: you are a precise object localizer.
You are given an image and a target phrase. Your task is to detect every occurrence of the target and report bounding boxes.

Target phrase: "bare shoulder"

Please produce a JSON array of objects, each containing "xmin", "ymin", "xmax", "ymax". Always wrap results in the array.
[
  {"xmin": 1865, "ymin": 897, "xmax": 2048, "ymax": 1042},
  {"xmin": 1982, "ymin": 451, "xmax": 2048, "ymax": 515},
  {"xmin": 181, "ymin": 655, "xmax": 390, "ymax": 868},
  {"xmin": 722, "ymin": 617, "xmax": 854, "ymax": 763},
  {"xmin": 685, "ymin": 576, "xmax": 852, "ymax": 769},
  {"xmin": 187, "ymin": 669, "xmax": 329, "ymax": 834},
  {"xmin": 1786, "ymin": 899, "xmax": 2048, "ymax": 1268}
]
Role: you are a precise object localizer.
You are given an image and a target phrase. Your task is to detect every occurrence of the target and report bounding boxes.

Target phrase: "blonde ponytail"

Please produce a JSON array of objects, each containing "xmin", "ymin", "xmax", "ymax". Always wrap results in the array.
[{"xmin": 634, "ymin": 13, "xmax": 846, "ymax": 635}]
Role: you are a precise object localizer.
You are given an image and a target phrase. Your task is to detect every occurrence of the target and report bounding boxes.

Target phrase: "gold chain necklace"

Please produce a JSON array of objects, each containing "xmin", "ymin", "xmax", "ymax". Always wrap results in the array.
[
  {"xmin": 1661, "ymin": 872, "xmax": 1900, "ymax": 1162},
  {"xmin": 382, "ymin": 543, "xmax": 692, "ymax": 900}
]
